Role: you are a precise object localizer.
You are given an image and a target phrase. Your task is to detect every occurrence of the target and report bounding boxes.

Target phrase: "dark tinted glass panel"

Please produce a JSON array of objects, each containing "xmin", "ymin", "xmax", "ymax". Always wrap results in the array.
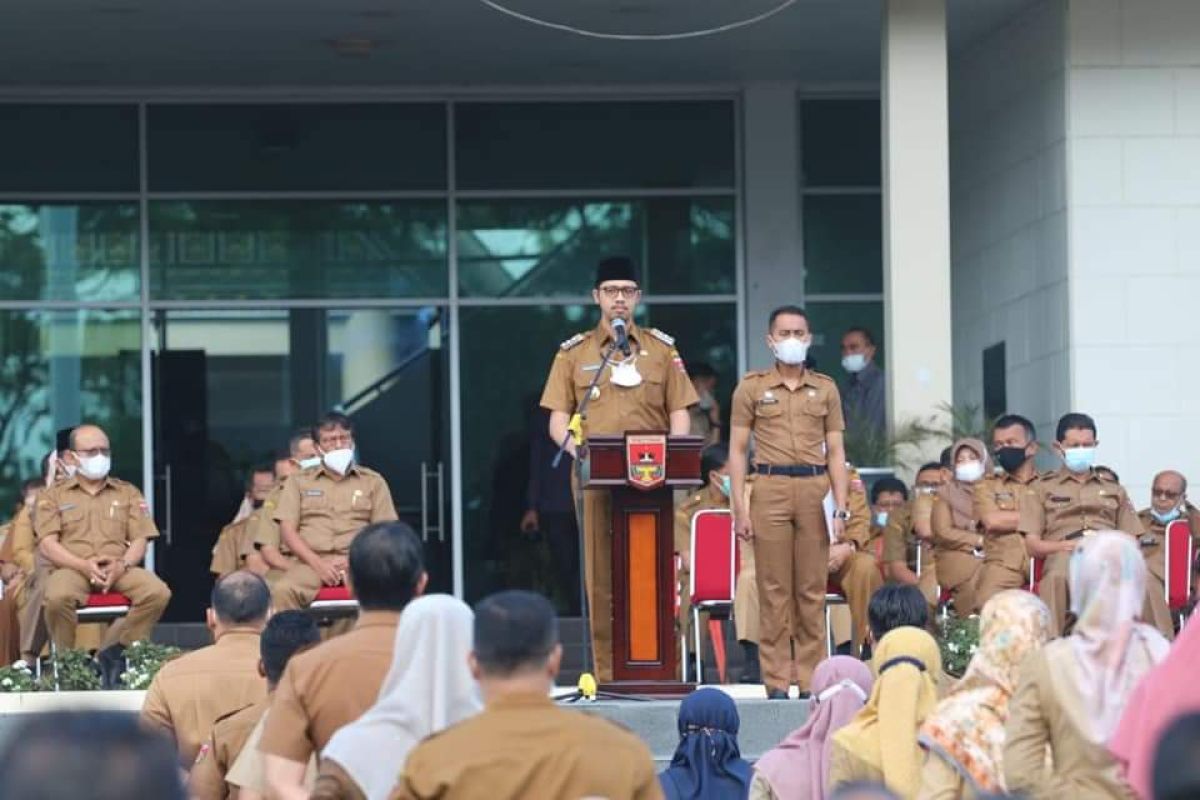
[
  {"xmin": 147, "ymin": 104, "xmax": 446, "ymax": 191},
  {"xmin": 0, "ymin": 309, "xmax": 142, "ymax": 509},
  {"xmin": 148, "ymin": 201, "xmax": 448, "ymax": 300},
  {"xmin": 801, "ymin": 99, "xmax": 881, "ymax": 187},
  {"xmin": 457, "ymin": 196, "xmax": 734, "ymax": 297},
  {"xmin": 456, "ymin": 101, "xmax": 735, "ymax": 190},
  {"xmin": 803, "ymin": 194, "xmax": 883, "ymax": 294},
  {"xmin": 0, "ymin": 204, "xmax": 140, "ymax": 302},
  {"xmin": 0, "ymin": 105, "xmax": 139, "ymax": 192}
]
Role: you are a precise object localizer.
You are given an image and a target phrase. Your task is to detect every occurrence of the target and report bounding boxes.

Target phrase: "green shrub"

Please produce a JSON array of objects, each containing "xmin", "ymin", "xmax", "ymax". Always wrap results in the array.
[
  {"xmin": 937, "ymin": 615, "xmax": 981, "ymax": 679},
  {"xmin": 121, "ymin": 640, "xmax": 183, "ymax": 690}
]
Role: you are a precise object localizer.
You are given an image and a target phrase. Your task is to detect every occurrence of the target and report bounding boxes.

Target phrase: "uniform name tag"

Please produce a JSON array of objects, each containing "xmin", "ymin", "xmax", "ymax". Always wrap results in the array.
[
  {"xmin": 758, "ymin": 394, "xmax": 779, "ymax": 405},
  {"xmin": 581, "ymin": 364, "xmax": 602, "ymax": 372},
  {"xmin": 996, "ymin": 492, "xmax": 1014, "ymax": 500},
  {"xmin": 58, "ymin": 503, "xmax": 76, "ymax": 512},
  {"xmin": 1049, "ymin": 495, "xmax": 1071, "ymax": 503},
  {"xmin": 304, "ymin": 490, "xmax": 324, "ymax": 497}
]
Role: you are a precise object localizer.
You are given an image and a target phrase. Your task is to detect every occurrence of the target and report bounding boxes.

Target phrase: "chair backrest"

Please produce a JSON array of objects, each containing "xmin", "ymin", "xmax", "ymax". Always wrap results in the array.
[
  {"xmin": 1029, "ymin": 556, "xmax": 1046, "ymax": 592},
  {"xmin": 1164, "ymin": 519, "xmax": 1194, "ymax": 610},
  {"xmin": 690, "ymin": 509, "xmax": 736, "ymax": 605}
]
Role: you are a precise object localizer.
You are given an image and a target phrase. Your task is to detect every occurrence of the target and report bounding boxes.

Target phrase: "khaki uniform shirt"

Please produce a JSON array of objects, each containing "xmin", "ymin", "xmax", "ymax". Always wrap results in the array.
[
  {"xmin": 1135, "ymin": 504, "xmax": 1200, "ymax": 584},
  {"xmin": 34, "ymin": 476, "xmax": 158, "ymax": 560},
  {"xmin": 393, "ymin": 693, "xmax": 662, "ymax": 800},
  {"xmin": 881, "ymin": 501, "xmax": 914, "ymax": 565},
  {"xmin": 209, "ymin": 510, "xmax": 262, "ymax": 578},
  {"xmin": 189, "ymin": 697, "xmax": 268, "ymax": 800},
  {"xmin": 974, "ymin": 473, "xmax": 1035, "ymax": 572},
  {"xmin": 141, "ymin": 629, "xmax": 267, "ymax": 765},
  {"xmin": 228, "ymin": 708, "xmax": 318, "ymax": 793},
  {"xmin": 7, "ymin": 505, "xmax": 35, "ymax": 573},
  {"xmin": 538, "ymin": 322, "xmax": 698, "ymax": 437},
  {"xmin": 730, "ymin": 368, "xmax": 845, "ymax": 466},
  {"xmin": 272, "ymin": 465, "xmax": 397, "ymax": 556},
  {"xmin": 1017, "ymin": 468, "xmax": 1142, "ymax": 542},
  {"xmin": 844, "ymin": 469, "xmax": 872, "ymax": 550},
  {"xmin": 252, "ymin": 480, "xmax": 293, "ymax": 554},
  {"xmin": 260, "ymin": 610, "xmax": 400, "ymax": 763}
]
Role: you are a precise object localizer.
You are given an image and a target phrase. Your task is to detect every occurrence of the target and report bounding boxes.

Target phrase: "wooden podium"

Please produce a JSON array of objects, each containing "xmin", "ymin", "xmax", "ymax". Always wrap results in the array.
[{"xmin": 584, "ymin": 432, "xmax": 703, "ymax": 690}]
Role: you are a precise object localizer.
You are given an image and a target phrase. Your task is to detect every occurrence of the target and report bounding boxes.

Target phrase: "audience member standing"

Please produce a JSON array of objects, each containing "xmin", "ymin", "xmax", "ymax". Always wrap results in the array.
[
  {"xmin": 829, "ymin": 627, "xmax": 943, "ymax": 799},
  {"xmin": 316, "ymin": 595, "xmax": 480, "ymax": 800},
  {"xmin": 931, "ymin": 439, "xmax": 989, "ymax": 617},
  {"xmin": 659, "ymin": 687, "xmax": 752, "ymax": 800},
  {"xmin": 751, "ymin": 656, "xmax": 874, "ymax": 800},
  {"xmin": 840, "ymin": 327, "xmax": 886, "ymax": 443},
  {"xmin": 1004, "ymin": 531, "xmax": 1169, "ymax": 798},
  {"xmin": 917, "ymin": 590, "xmax": 1053, "ymax": 798},
  {"xmin": 141, "ymin": 571, "xmax": 270, "ymax": 766},
  {"xmin": 1110, "ymin": 617, "xmax": 1200, "ymax": 799},
  {"xmin": 394, "ymin": 590, "xmax": 660, "ymax": 800}
]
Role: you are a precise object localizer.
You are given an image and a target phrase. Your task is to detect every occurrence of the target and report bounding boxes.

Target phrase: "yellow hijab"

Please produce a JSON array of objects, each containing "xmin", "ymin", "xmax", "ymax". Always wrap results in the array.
[{"xmin": 832, "ymin": 626, "xmax": 942, "ymax": 800}]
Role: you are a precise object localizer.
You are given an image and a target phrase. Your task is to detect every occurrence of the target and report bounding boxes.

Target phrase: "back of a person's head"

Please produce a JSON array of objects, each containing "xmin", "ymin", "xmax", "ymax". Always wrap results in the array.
[
  {"xmin": 210, "ymin": 571, "xmax": 271, "ymax": 626},
  {"xmin": 1153, "ymin": 712, "xmax": 1200, "ymax": 800},
  {"xmin": 473, "ymin": 590, "xmax": 558, "ymax": 677},
  {"xmin": 260, "ymin": 610, "xmax": 321, "ymax": 686},
  {"xmin": 868, "ymin": 584, "xmax": 929, "ymax": 641},
  {"xmin": 0, "ymin": 711, "xmax": 184, "ymax": 800},
  {"xmin": 830, "ymin": 782, "xmax": 900, "ymax": 800},
  {"xmin": 349, "ymin": 521, "xmax": 425, "ymax": 611}
]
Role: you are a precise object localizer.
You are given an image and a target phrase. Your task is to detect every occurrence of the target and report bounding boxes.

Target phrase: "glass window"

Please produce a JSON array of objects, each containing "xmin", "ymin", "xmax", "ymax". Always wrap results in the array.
[
  {"xmin": 0, "ymin": 105, "xmax": 139, "ymax": 193},
  {"xmin": 804, "ymin": 300, "xmax": 885, "ymax": 381},
  {"xmin": 801, "ymin": 98, "xmax": 881, "ymax": 187},
  {"xmin": 458, "ymin": 302, "xmax": 735, "ymax": 608},
  {"xmin": 147, "ymin": 104, "xmax": 447, "ymax": 192},
  {"xmin": 148, "ymin": 200, "xmax": 448, "ymax": 300},
  {"xmin": 803, "ymin": 194, "xmax": 882, "ymax": 294},
  {"xmin": 457, "ymin": 197, "xmax": 734, "ymax": 298},
  {"xmin": 0, "ymin": 204, "xmax": 140, "ymax": 302},
  {"xmin": 0, "ymin": 309, "xmax": 142, "ymax": 509},
  {"xmin": 455, "ymin": 101, "xmax": 735, "ymax": 190}
]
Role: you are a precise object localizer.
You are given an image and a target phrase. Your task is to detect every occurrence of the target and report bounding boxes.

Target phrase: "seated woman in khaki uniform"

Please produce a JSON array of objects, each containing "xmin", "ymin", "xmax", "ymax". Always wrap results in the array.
[{"xmin": 1003, "ymin": 531, "xmax": 1169, "ymax": 799}]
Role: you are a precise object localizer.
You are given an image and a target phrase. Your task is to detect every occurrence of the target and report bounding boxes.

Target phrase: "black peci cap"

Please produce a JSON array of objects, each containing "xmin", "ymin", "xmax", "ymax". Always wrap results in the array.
[
  {"xmin": 55, "ymin": 427, "xmax": 75, "ymax": 453},
  {"xmin": 594, "ymin": 256, "xmax": 639, "ymax": 288}
]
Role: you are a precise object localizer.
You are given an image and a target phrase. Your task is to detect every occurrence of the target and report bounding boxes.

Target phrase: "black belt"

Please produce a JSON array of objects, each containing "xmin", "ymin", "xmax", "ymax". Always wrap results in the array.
[
  {"xmin": 753, "ymin": 464, "xmax": 827, "ymax": 477},
  {"xmin": 1063, "ymin": 529, "xmax": 1096, "ymax": 542}
]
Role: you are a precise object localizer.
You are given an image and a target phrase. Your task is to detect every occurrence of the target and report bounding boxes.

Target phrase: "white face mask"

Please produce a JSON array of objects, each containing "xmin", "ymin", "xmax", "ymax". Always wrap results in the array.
[
  {"xmin": 771, "ymin": 336, "xmax": 810, "ymax": 365},
  {"xmin": 297, "ymin": 456, "xmax": 321, "ymax": 471},
  {"xmin": 76, "ymin": 454, "xmax": 111, "ymax": 481},
  {"xmin": 842, "ymin": 353, "xmax": 868, "ymax": 373},
  {"xmin": 323, "ymin": 448, "xmax": 355, "ymax": 475},
  {"xmin": 954, "ymin": 460, "xmax": 985, "ymax": 483}
]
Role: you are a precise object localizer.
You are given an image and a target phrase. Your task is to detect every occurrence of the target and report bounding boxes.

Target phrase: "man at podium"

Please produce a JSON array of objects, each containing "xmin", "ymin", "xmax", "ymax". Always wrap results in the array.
[{"xmin": 539, "ymin": 256, "xmax": 698, "ymax": 681}]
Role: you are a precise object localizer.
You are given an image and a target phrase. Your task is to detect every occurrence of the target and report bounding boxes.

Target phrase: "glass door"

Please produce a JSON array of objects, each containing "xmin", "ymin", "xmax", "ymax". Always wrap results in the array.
[{"xmin": 151, "ymin": 305, "xmax": 452, "ymax": 621}]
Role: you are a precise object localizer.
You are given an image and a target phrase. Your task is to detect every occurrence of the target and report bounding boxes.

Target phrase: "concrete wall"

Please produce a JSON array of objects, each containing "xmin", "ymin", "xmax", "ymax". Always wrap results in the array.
[
  {"xmin": 948, "ymin": 0, "xmax": 1069, "ymax": 447},
  {"xmin": 1065, "ymin": 0, "xmax": 1200, "ymax": 500}
]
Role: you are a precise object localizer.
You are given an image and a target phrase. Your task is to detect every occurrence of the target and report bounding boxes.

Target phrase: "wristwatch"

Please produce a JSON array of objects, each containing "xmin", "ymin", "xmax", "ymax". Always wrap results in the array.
[{"xmin": 833, "ymin": 508, "xmax": 851, "ymax": 521}]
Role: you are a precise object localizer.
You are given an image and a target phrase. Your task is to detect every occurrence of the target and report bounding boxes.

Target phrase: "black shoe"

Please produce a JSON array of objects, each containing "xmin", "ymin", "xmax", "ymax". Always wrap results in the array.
[
  {"xmin": 738, "ymin": 643, "xmax": 761, "ymax": 684},
  {"xmin": 796, "ymin": 691, "xmax": 812, "ymax": 700},
  {"xmin": 766, "ymin": 688, "xmax": 789, "ymax": 700},
  {"xmin": 97, "ymin": 644, "xmax": 126, "ymax": 690},
  {"xmin": 860, "ymin": 643, "xmax": 873, "ymax": 662}
]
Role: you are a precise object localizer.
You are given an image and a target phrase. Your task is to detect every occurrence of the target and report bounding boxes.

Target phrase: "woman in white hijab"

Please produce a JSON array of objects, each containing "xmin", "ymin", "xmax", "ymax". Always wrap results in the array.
[{"xmin": 314, "ymin": 594, "xmax": 482, "ymax": 800}]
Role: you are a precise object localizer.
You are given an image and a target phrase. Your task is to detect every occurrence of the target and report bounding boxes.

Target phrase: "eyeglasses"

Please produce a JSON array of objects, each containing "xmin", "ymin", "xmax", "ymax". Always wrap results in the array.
[
  {"xmin": 75, "ymin": 447, "xmax": 111, "ymax": 458},
  {"xmin": 1153, "ymin": 488, "xmax": 1183, "ymax": 500},
  {"xmin": 598, "ymin": 285, "xmax": 640, "ymax": 299}
]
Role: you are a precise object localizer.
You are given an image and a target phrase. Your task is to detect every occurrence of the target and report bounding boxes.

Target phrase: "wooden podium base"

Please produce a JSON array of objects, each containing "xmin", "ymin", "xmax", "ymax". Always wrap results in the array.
[{"xmin": 598, "ymin": 680, "xmax": 697, "ymax": 698}]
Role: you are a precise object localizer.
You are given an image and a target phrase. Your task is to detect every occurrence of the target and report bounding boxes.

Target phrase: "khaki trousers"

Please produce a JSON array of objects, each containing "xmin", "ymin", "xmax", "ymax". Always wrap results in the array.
[
  {"xmin": 1143, "ymin": 571, "xmax": 1175, "ymax": 640},
  {"xmin": 581, "ymin": 488, "xmax": 615, "ymax": 681},
  {"xmin": 1039, "ymin": 551, "xmax": 1072, "ymax": 636},
  {"xmin": 938, "ymin": 551, "xmax": 983, "ymax": 619},
  {"xmin": 917, "ymin": 546, "xmax": 939, "ymax": 612},
  {"xmin": 751, "ymin": 474, "xmax": 829, "ymax": 693},
  {"xmin": 271, "ymin": 562, "xmax": 326, "ymax": 612},
  {"xmin": 44, "ymin": 567, "xmax": 170, "ymax": 650},
  {"xmin": 974, "ymin": 563, "xmax": 1027, "ymax": 615},
  {"xmin": 733, "ymin": 540, "xmax": 759, "ymax": 644},
  {"xmin": 830, "ymin": 551, "xmax": 883, "ymax": 656},
  {"xmin": 15, "ymin": 562, "xmax": 48, "ymax": 657}
]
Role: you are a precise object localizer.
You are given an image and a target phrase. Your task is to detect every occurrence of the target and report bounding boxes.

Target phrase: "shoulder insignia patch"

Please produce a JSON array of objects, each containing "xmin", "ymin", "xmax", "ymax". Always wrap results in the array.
[
  {"xmin": 560, "ymin": 333, "xmax": 586, "ymax": 351},
  {"xmin": 648, "ymin": 328, "xmax": 675, "ymax": 347},
  {"xmin": 741, "ymin": 370, "xmax": 766, "ymax": 380},
  {"xmin": 670, "ymin": 349, "xmax": 687, "ymax": 374}
]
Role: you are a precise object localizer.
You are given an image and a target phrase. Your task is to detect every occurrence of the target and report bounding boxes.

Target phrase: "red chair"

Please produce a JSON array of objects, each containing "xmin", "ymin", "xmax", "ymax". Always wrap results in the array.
[
  {"xmin": 48, "ymin": 592, "xmax": 132, "ymax": 689},
  {"xmin": 689, "ymin": 509, "xmax": 737, "ymax": 684},
  {"xmin": 936, "ymin": 585, "xmax": 954, "ymax": 620},
  {"xmin": 1028, "ymin": 557, "xmax": 1046, "ymax": 594},
  {"xmin": 308, "ymin": 585, "xmax": 359, "ymax": 623},
  {"xmin": 1164, "ymin": 519, "xmax": 1194, "ymax": 619}
]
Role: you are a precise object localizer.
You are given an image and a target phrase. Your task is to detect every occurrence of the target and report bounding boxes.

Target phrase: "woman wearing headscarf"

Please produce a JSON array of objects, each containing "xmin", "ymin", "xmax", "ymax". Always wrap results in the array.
[
  {"xmin": 659, "ymin": 687, "xmax": 753, "ymax": 800},
  {"xmin": 1004, "ymin": 531, "xmax": 1169, "ymax": 799},
  {"xmin": 931, "ymin": 438, "xmax": 990, "ymax": 617},
  {"xmin": 751, "ymin": 656, "xmax": 874, "ymax": 800},
  {"xmin": 314, "ymin": 594, "xmax": 481, "ymax": 800},
  {"xmin": 917, "ymin": 590, "xmax": 1053, "ymax": 799},
  {"xmin": 829, "ymin": 626, "xmax": 943, "ymax": 799}
]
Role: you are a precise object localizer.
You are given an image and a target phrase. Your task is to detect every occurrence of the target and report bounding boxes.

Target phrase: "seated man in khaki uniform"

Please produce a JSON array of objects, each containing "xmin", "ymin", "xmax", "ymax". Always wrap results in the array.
[
  {"xmin": 1136, "ymin": 470, "xmax": 1199, "ymax": 639},
  {"xmin": 210, "ymin": 466, "xmax": 275, "ymax": 580},
  {"xmin": 973, "ymin": 414, "xmax": 1039, "ymax": 613},
  {"xmin": 880, "ymin": 463, "xmax": 945, "ymax": 599},
  {"xmin": 252, "ymin": 431, "xmax": 321, "ymax": 586},
  {"xmin": 674, "ymin": 444, "xmax": 759, "ymax": 683},
  {"xmin": 271, "ymin": 413, "xmax": 398, "ymax": 612},
  {"xmin": 826, "ymin": 468, "xmax": 884, "ymax": 658},
  {"xmin": 34, "ymin": 424, "xmax": 172, "ymax": 687}
]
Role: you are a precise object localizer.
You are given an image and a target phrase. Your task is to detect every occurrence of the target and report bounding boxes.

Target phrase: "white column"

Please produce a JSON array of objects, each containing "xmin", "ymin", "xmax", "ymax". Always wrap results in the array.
[
  {"xmin": 882, "ymin": 0, "xmax": 954, "ymax": 446},
  {"xmin": 742, "ymin": 82, "xmax": 803, "ymax": 371}
]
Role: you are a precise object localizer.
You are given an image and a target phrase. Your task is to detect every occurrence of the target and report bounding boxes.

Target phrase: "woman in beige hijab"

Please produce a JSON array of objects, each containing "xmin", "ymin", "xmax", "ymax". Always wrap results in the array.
[
  {"xmin": 1004, "ymin": 531, "xmax": 1169, "ymax": 799},
  {"xmin": 931, "ymin": 438, "xmax": 989, "ymax": 617}
]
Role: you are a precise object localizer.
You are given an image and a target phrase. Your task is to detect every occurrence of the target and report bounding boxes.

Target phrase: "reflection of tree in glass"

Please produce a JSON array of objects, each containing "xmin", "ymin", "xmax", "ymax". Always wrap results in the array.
[{"xmin": 0, "ymin": 309, "xmax": 50, "ymax": 507}]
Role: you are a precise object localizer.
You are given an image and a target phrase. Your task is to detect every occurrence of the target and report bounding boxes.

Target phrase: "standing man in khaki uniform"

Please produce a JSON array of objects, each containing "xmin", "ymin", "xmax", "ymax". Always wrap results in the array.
[
  {"xmin": 973, "ymin": 414, "xmax": 1038, "ymax": 612},
  {"xmin": 539, "ymin": 256, "xmax": 698, "ymax": 682},
  {"xmin": 210, "ymin": 465, "xmax": 275, "ymax": 580},
  {"xmin": 271, "ymin": 413, "xmax": 397, "ymax": 612},
  {"xmin": 827, "ymin": 469, "xmax": 884, "ymax": 658},
  {"xmin": 1018, "ymin": 413, "xmax": 1144, "ymax": 635},
  {"xmin": 673, "ymin": 444, "xmax": 760, "ymax": 683},
  {"xmin": 34, "ymin": 424, "xmax": 171, "ymax": 685},
  {"xmin": 141, "ymin": 571, "xmax": 270, "ymax": 767},
  {"xmin": 729, "ymin": 305, "xmax": 850, "ymax": 699},
  {"xmin": 1136, "ymin": 470, "xmax": 1197, "ymax": 638}
]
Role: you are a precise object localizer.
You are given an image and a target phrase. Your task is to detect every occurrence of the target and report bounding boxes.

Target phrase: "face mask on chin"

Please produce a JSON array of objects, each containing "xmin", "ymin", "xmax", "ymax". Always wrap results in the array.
[
  {"xmin": 1151, "ymin": 506, "xmax": 1182, "ymax": 525},
  {"xmin": 297, "ymin": 456, "xmax": 321, "ymax": 471}
]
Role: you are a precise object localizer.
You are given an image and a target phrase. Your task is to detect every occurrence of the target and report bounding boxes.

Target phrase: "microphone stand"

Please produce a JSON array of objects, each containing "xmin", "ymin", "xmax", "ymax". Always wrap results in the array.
[{"xmin": 552, "ymin": 336, "xmax": 645, "ymax": 703}]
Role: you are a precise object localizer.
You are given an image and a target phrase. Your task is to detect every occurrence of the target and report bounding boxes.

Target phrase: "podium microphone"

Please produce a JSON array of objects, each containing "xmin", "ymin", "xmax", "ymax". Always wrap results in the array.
[{"xmin": 611, "ymin": 317, "xmax": 631, "ymax": 356}]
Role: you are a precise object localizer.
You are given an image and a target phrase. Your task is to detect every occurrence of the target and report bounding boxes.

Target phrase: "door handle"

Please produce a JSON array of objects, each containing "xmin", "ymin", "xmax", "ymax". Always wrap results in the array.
[
  {"xmin": 420, "ymin": 461, "xmax": 430, "ymax": 543},
  {"xmin": 436, "ymin": 462, "xmax": 445, "ymax": 544},
  {"xmin": 163, "ymin": 464, "xmax": 173, "ymax": 546}
]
